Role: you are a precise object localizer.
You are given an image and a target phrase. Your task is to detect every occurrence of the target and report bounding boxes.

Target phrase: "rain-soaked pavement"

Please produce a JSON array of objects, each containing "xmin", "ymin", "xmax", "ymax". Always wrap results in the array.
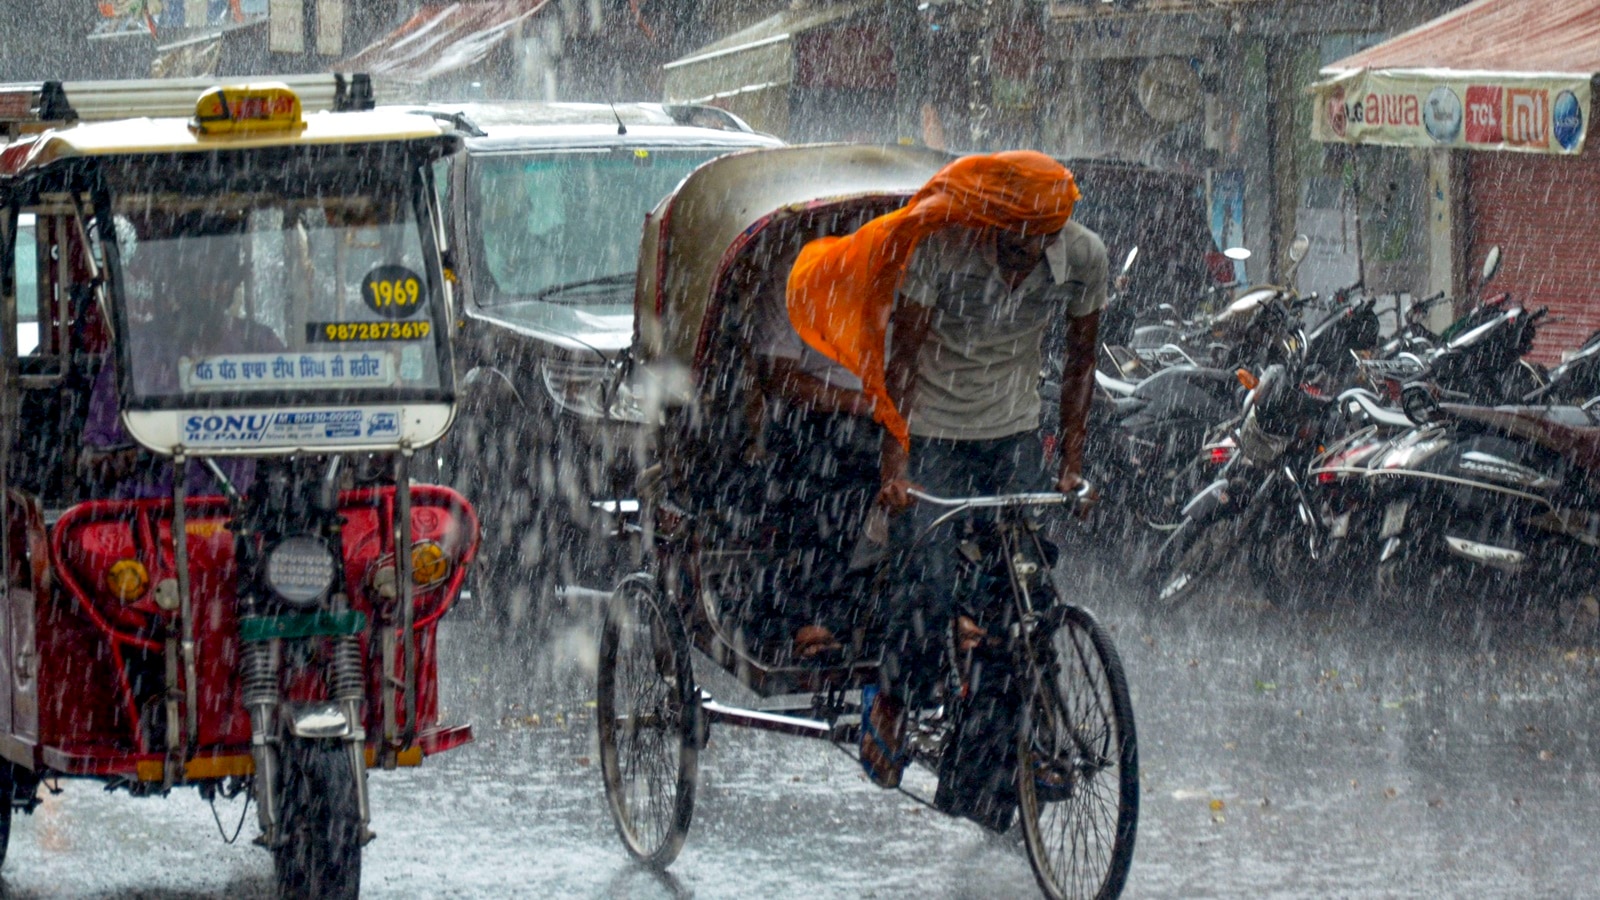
[{"xmin": 2, "ymin": 552, "xmax": 1598, "ymax": 898}]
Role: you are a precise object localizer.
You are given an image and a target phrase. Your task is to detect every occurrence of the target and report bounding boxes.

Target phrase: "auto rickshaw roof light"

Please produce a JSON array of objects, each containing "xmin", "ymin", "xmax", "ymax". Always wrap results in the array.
[{"xmin": 190, "ymin": 83, "xmax": 306, "ymax": 137}]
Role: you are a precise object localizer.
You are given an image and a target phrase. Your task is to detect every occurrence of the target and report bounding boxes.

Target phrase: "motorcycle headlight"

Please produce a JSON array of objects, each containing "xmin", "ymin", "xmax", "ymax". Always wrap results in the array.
[
  {"xmin": 540, "ymin": 359, "xmax": 651, "ymax": 424},
  {"xmin": 265, "ymin": 535, "xmax": 336, "ymax": 607}
]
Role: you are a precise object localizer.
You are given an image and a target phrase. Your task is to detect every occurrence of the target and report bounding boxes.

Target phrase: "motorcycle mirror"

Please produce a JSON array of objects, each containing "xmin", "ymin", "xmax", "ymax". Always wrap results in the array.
[
  {"xmin": 1223, "ymin": 247, "xmax": 1252, "ymax": 261},
  {"xmin": 1481, "ymin": 245, "xmax": 1503, "ymax": 285},
  {"xmin": 1288, "ymin": 234, "xmax": 1311, "ymax": 263},
  {"xmin": 1120, "ymin": 246, "xmax": 1139, "ymax": 276}
]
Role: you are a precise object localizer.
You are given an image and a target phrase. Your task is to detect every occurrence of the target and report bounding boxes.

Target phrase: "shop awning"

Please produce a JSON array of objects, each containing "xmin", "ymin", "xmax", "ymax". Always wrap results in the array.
[
  {"xmin": 338, "ymin": 1, "xmax": 549, "ymax": 84},
  {"xmin": 1310, "ymin": 0, "xmax": 1600, "ymax": 155},
  {"xmin": 661, "ymin": 1, "xmax": 872, "ymax": 105}
]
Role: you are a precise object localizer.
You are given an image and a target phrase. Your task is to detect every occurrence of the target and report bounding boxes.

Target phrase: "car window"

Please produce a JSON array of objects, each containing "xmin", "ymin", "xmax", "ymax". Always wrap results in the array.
[
  {"xmin": 15, "ymin": 213, "xmax": 38, "ymax": 355},
  {"xmin": 467, "ymin": 149, "xmax": 723, "ymax": 307}
]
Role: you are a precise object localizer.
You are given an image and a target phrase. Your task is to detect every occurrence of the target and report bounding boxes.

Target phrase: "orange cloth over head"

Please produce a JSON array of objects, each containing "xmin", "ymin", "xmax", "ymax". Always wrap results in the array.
[{"xmin": 786, "ymin": 151, "xmax": 1080, "ymax": 448}]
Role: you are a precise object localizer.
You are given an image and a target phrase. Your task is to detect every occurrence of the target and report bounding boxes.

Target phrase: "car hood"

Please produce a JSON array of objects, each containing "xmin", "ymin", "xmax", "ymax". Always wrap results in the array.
[{"xmin": 472, "ymin": 299, "xmax": 634, "ymax": 354}]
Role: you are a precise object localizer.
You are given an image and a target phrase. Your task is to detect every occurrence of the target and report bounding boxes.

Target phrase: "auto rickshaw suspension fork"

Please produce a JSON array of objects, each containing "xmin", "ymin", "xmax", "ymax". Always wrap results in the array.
[
  {"xmin": 241, "ymin": 637, "xmax": 283, "ymax": 843},
  {"xmin": 330, "ymin": 631, "xmax": 373, "ymax": 836}
]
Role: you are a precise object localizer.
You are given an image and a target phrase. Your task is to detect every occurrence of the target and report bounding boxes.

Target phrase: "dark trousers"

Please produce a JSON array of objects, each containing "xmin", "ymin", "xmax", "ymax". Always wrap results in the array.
[{"xmin": 881, "ymin": 431, "xmax": 1045, "ymax": 702}]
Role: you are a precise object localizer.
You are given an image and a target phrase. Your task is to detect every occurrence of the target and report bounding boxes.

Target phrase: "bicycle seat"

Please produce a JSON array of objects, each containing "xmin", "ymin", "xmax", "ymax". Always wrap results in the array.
[{"xmin": 1439, "ymin": 403, "xmax": 1600, "ymax": 472}]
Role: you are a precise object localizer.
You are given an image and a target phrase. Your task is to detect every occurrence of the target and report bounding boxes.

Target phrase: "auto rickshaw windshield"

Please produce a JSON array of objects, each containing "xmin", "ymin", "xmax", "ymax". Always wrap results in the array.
[{"xmin": 100, "ymin": 153, "xmax": 447, "ymax": 407}]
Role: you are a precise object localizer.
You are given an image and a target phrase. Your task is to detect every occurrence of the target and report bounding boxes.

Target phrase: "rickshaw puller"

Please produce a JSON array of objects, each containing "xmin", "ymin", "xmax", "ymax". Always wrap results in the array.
[{"xmin": 786, "ymin": 152, "xmax": 1105, "ymax": 808}]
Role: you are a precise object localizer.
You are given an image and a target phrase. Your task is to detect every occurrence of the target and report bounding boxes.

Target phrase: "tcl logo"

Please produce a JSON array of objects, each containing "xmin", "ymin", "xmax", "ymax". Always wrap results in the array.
[{"xmin": 1465, "ymin": 86, "xmax": 1502, "ymax": 143}]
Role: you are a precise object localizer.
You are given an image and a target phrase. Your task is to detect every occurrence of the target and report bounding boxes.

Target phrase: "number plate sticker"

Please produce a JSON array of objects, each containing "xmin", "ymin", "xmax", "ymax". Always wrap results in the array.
[
  {"xmin": 361, "ymin": 264, "xmax": 427, "ymax": 320},
  {"xmin": 307, "ymin": 320, "xmax": 434, "ymax": 343},
  {"xmin": 1379, "ymin": 500, "xmax": 1410, "ymax": 539}
]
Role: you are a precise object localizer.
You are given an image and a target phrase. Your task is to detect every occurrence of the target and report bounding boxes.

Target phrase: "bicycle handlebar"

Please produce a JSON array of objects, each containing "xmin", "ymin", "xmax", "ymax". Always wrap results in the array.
[{"xmin": 907, "ymin": 483, "xmax": 1096, "ymax": 510}]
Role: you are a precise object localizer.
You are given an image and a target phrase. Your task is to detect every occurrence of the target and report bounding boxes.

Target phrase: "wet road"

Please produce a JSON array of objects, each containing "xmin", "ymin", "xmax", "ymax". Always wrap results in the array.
[{"xmin": 2, "ymin": 559, "xmax": 1598, "ymax": 898}]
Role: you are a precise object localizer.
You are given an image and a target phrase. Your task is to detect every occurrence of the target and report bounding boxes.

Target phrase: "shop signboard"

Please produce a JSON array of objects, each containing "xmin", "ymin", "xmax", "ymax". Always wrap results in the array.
[{"xmin": 1312, "ymin": 68, "xmax": 1591, "ymax": 156}]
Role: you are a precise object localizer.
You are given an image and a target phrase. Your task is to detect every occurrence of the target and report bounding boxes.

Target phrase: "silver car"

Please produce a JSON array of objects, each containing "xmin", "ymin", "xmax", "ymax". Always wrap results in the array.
[{"xmin": 417, "ymin": 101, "xmax": 782, "ymax": 626}]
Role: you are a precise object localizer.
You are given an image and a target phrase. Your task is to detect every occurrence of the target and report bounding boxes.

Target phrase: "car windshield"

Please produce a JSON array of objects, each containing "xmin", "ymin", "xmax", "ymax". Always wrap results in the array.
[
  {"xmin": 467, "ymin": 150, "xmax": 722, "ymax": 308},
  {"xmin": 102, "ymin": 153, "xmax": 445, "ymax": 405}
]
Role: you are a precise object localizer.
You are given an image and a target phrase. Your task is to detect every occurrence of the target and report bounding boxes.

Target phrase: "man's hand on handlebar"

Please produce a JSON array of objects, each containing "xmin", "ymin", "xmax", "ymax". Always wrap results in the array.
[
  {"xmin": 878, "ymin": 476, "xmax": 921, "ymax": 512},
  {"xmin": 1055, "ymin": 470, "xmax": 1100, "ymax": 517}
]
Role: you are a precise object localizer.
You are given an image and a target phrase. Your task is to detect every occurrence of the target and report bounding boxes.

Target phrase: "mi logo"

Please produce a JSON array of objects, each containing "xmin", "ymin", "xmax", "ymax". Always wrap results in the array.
[{"xmin": 1506, "ymin": 89, "xmax": 1549, "ymax": 146}]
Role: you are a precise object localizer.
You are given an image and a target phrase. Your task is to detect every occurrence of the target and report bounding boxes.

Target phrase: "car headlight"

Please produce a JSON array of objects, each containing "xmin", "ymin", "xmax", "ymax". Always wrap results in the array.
[
  {"xmin": 265, "ymin": 535, "xmax": 337, "ymax": 607},
  {"xmin": 540, "ymin": 359, "xmax": 651, "ymax": 424}
]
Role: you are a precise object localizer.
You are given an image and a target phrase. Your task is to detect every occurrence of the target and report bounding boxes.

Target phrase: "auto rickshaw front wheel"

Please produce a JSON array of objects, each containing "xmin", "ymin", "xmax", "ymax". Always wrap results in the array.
[
  {"xmin": 273, "ymin": 739, "xmax": 363, "ymax": 899},
  {"xmin": 0, "ymin": 762, "xmax": 13, "ymax": 871}
]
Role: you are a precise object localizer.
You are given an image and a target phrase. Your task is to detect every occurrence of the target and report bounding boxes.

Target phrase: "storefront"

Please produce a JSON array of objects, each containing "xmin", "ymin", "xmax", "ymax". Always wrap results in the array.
[{"xmin": 1311, "ymin": 0, "xmax": 1600, "ymax": 361}]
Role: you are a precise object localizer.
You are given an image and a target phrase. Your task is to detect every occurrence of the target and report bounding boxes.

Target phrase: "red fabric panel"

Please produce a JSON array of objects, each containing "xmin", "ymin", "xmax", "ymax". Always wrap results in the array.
[{"xmin": 1469, "ymin": 145, "xmax": 1600, "ymax": 362}]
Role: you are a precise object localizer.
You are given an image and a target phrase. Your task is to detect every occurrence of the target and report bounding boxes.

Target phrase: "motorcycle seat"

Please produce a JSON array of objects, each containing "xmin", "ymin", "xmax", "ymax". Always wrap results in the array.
[
  {"xmin": 1439, "ymin": 403, "xmax": 1600, "ymax": 472},
  {"xmin": 1338, "ymin": 389, "xmax": 1414, "ymax": 429},
  {"xmin": 1111, "ymin": 396, "xmax": 1149, "ymax": 418},
  {"xmin": 1095, "ymin": 369, "xmax": 1138, "ymax": 397}
]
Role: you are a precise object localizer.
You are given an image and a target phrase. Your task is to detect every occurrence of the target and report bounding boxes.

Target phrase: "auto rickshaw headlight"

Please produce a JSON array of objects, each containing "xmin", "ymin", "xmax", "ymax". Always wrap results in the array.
[
  {"xmin": 410, "ymin": 541, "xmax": 449, "ymax": 587},
  {"xmin": 106, "ymin": 559, "xmax": 149, "ymax": 602},
  {"xmin": 264, "ymin": 535, "xmax": 337, "ymax": 607}
]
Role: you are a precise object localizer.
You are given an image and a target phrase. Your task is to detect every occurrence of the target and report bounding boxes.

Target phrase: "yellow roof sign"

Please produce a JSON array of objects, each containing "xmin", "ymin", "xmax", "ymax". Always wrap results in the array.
[{"xmin": 191, "ymin": 83, "xmax": 305, "ymax": 136}]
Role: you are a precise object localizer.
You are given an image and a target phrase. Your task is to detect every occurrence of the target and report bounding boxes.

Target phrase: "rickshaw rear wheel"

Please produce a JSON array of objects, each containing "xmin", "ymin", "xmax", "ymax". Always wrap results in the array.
[
  {"xmin": 597, "ymin": 572, "xmax": 700, "ymax": 868},
  {"xmin": 273, "ymin": 739, "xmax": 362, "ymax": 900},
  {"xmin": 1017, "ymin": 605, "xmax": 1138, "ymax": 900}
]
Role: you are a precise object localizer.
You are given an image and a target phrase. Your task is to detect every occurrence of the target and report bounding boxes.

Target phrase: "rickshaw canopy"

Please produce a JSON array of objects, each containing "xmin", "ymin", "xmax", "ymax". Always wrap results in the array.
[
  {"xmin": 633, "ymin": 143, "xmax": 951, "ymax": 372},
  {"xmin": 0, "ymin": 105, "xmax": 454, "ymax": 176}
]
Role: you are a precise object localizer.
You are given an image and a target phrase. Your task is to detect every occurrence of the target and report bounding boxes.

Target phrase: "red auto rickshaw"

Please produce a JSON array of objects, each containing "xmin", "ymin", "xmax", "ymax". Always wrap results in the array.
[{"xmin": 0, "ymin": 76, "xmax": 478, "ymax": 896}]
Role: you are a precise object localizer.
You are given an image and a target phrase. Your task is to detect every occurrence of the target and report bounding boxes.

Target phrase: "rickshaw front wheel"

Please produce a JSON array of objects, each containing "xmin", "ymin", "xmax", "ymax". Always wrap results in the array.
[
  {"xmin": 273, "ymin": 739, "xmax": 363, "ymax": 899},
  {"xmin": 1016, "ymin": 605, "xmax": 1139, "ymax": 900},
  {"xmin": 0, "ymin": 763, "xmax": 13, "ymax": 871},
  {"xmin": 597, "ymin": 572, "xmax": 700, "ymax": 868}
]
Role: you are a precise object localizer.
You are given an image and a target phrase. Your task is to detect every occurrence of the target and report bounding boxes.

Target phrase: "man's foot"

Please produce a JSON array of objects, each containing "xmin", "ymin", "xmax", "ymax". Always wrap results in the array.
[
  {"xmin": 860, "ymin": 688, "xmax": 907, "ymax": 789},
  {"xmin": 793, "ymin": 625, "xmax": 842, "ymax": 659}
]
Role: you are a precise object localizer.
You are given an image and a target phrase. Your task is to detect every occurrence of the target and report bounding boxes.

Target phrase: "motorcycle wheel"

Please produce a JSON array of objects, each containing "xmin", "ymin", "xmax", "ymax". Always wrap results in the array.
[
  {"xmin": 1149, "ymin": 515, "xmax": 1238, "ymax": 606},
  {"xmin": 273, "ymin": 739, "xmax": 363, "ymax": 900},
  {"xmin": 597, "ymin": 571, "xmax": 700, "ymax": 867},
  {"xmin": 1244, "ymin": 503, "xmax": 1321, "ymax": 609}
]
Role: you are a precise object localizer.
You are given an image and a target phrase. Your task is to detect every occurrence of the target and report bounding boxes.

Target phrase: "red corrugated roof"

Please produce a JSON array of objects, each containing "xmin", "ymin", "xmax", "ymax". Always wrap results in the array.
[
  {"xmin": 339, "ymin": 1, "xmax": 550, "ymax": 84},
  {"xmin": 1325, "ymin": 0, "xmax": 1600, "ymax": 75}
]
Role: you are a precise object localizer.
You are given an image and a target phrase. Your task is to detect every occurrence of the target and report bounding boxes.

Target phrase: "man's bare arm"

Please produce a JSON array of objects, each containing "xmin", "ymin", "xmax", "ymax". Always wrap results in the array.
[
  {"xmin": 765, "ymin": 357, "xmax": 877, "ymax": 419},
  {"xmin": 1056, "ymin": 309, "xmax": 1100, "ymax": 493},
  {"xmin": 879, "ymin": 301, "xmax": 935, "ymax": 509}
]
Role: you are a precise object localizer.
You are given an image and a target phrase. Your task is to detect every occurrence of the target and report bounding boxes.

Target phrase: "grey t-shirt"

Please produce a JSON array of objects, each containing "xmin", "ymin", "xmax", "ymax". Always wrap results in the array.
[{"xmin": 899, "ymin": 220, "xmax": 1107, "ymax": 441}]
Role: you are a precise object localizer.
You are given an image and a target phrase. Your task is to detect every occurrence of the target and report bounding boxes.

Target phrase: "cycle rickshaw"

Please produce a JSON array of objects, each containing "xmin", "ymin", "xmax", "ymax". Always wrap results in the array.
[
  {"xmin": 0, "ymin": 77, "xmax": 478, "ymax": 896},
  {"xmin": 596, "ymin": 144, "xmax": 1139, "ymax": 899}
]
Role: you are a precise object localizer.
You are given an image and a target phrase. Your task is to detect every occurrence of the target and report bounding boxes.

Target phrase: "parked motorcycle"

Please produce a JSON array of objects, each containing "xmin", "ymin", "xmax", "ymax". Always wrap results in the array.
[
  {"xmin": 1363, "ymin": 397, "xmax": 1600, "ymax": 616},
  {"xmin": 1144, "ymin": 311, "xmax": 1439, "ymax": 608}
]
